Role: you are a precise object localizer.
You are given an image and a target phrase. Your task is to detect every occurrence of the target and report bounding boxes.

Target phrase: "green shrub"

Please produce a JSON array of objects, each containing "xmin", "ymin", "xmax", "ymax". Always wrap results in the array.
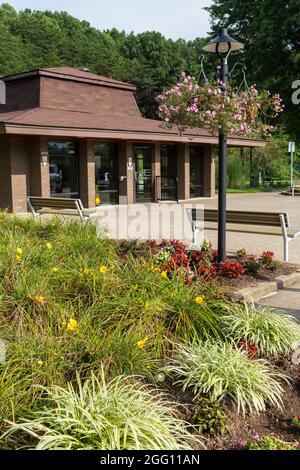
[
  {"xmin": 192, "ymin": 398, "xmax": 227, "ymax": 435},
  {"xmin": 1, "ymin": 371, "xmax": 202, "ymax": 450},
  {"xmin": 164, "ymin": 342, "xmax": 288, "ymax": 415},
  {"xmin": 221, "ymin": 302, "xmax": 300, "ymax": 357},
  {"xmin": 244, "ymin": 435, "xmax": 296, "ymax": 451}
]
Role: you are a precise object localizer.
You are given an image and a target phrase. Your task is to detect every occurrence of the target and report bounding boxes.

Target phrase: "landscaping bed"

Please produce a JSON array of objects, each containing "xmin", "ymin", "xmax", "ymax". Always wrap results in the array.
[
  {"xmin": 117, "ymin": 239, "xmax": 297, "ymax": 291},
  {"xmin": 0, "ymin": 214, "xmax": 299, "ymax": 451}
]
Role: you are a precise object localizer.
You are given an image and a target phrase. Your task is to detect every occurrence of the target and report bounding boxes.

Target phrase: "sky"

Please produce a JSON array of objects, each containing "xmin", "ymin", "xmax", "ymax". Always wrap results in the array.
[{"xmin": 6, "ymin": 0, "xmax": 213, "ymax": 40}]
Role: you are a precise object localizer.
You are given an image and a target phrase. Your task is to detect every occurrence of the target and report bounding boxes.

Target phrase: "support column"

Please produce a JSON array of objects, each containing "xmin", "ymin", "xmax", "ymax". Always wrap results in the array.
[
  {"xmin": 79, "ymin": 139, "xmax": 95, "ymax": 208},
  {"xmin": 202, "ymin": 145, "xmax": 215, "ymax": 197},
  {"xmin": 29, "ymin": 137, "xmax": 50, "ymax": 198},
  {"xmin": 177, "ymin": 143, "xmax": 190, "ymax": 200},
  {"xmin": 10, "ymin": 136, "xmax": 30, "ymax": 212},
  {"xmin": 152, "ymin": 143, "xmax": 161, "ymax": 201},
  {"xmin": 118, "ymin": 141, "xmax": 135, "ymax": 204},
  {"xmin": 0, "ymin": 136, "xmax": 12, "ymax": 210}
]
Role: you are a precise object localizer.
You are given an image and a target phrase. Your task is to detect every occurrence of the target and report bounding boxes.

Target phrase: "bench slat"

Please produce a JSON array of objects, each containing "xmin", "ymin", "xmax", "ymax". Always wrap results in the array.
[
  {"xmin": 191, "ymin": 209, "xmax": 286, "ymax": 227},
  {"xmin": 29, "ymin": 197, "xmax": 79, "ymax": 210},
  {"xmin": 204, "ymin": 222, "xmax": 297, "ymax": 237}
]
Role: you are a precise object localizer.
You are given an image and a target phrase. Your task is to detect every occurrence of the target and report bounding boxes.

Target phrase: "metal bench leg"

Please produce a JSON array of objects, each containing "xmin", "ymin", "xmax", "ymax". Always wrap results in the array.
[
  {"xmin": 280, "ymin": 214, "xmax": 289, "ymax": 263},
  {"xmin": 284, "ymin": 237, "xmax": 289, "ymax": 263},
  {"xmin": 193, "ymin": 228, "xmax": 201, "ymax": 245}
]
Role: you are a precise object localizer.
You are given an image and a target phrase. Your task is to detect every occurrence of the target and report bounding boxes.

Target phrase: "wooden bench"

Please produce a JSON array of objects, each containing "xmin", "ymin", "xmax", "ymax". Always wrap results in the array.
[
  {"xmin": 27, "ymin": 197, "xmax": 97, "ymax": 223},
  {"xmin": 186, "ymin": 208, "xmax": 300, "ymax": 262}
]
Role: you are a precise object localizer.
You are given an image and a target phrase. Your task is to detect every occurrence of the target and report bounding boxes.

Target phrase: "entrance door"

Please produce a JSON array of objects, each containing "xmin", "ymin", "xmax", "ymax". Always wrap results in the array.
[
  {"xmin": 48, "ymin": 141, "xmax": 79, "ymax": 198},
  {"xmin": 134, "ymin": 145, "xmax": 153, "ymax": 202},
  {"xmin": 190, "ymin": 146, "xmax": 204, "ymax": 198},
  {"xmin": 95, "ymin": 143, "xmax": 118, "ymax": 205},
  {"xmin": 159, "ymin": 144, "xmax": 178, "ymax": 201}
]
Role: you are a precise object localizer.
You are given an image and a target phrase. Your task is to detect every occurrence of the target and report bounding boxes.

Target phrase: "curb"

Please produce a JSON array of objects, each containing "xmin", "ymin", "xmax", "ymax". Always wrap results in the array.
[{"xmin": 227, "ymin": 271, "xmax": 300, "ymax": 302}]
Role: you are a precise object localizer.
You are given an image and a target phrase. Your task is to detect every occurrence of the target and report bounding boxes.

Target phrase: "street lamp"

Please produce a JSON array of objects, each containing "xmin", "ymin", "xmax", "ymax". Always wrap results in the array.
[{"xmin": 203, "ymin": 28, "xmax": 244, "ymax": 262}]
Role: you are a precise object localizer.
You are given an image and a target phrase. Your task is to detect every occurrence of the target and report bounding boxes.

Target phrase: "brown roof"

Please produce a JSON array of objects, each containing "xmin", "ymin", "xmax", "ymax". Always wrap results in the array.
[
  {"xmin": 1, "ymin": 67, "xmax": 136, "ymax": 91},
  {"xmin": 0, "ymin": 107, "xmax": 265, "ymax": 147}
]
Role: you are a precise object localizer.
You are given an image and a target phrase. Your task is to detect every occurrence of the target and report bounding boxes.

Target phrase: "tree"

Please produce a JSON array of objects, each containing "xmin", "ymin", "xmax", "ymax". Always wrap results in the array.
[{"xmin": 206, "ymin": 0, "xmax": 300, "ymax": 140}]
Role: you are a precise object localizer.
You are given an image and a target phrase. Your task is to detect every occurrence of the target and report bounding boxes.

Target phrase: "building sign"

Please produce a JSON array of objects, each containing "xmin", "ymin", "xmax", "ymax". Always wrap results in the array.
[
  {"xmin": 41, "ymin": 151, "xmax": 49, "ymax": 167},
  {"xmin": 127, "ymin": 157, "xmax": 133, "ymax": 171},
  {"xmin": 288, "ymin": 142, "xmax": 295, "ymax": 153}
]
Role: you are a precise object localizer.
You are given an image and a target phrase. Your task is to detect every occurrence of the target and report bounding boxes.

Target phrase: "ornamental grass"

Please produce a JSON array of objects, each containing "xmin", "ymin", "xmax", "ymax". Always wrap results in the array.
[
  {"xmin": 164, "ymin": 342, "xmax": 289, "ymax": 416},
  {"xmin": 221, "ymin": 302, "xmax": 300, "ymax": 357},
  {"xmin": 1, "ymin": 371, "xmax": 201, "ymax": 450}
]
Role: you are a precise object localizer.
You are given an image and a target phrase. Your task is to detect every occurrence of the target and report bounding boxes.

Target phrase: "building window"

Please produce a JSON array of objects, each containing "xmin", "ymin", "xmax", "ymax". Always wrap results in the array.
[
  {"xmin": 48, "ymin": 141, "xmax": 79, "ymax": 198},
  {"xmin": 95, "ymin": 143, "xmax": 118, "ymax": 205},
  {"xmin": 160, "ymin": 144, "xmax": 177, "ymax": 177},
  {"xmin": 190, "ymin": 146, "xmax": 204, "ymax": 198},
  {"xmin": 133, "ymin": 144, "xmax": 153, "ymax": 202},
  {"xmin": 159, "ymin": 145, "xmax": 178, "ymax": 201}
]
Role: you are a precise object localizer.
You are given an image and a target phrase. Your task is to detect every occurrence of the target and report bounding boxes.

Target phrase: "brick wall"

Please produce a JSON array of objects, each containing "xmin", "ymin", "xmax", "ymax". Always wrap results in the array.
[
  {"xmin": 9, "ymin": 136, "xmax": 30, "ymax": 212},
  {"xmin": 152, "ymin": 143, "xmax": 161, "ymax": 201},
  {"xmin": 118, "ymin": 142, "xmax": 135, "ymax": 204},
  {"xmin": 0, "ymin": 136, "xmax": 12, "ymax": 209},
  {"xmin": 40, "ymin": 77, "xmax": 140, "ymax": 117},
  {"xmin": 79, "ymin": 139, "xmax": 96, "ymax": 208},
  {"xmin": 29, "ymin": 137, "xmax": 50, "ymax": 198},
  {"xmin": 0, "ymin": 77, "xmax": 40, "ymax": 112},
  {"xmin": 177, "ymin": 143, "xmax": 190, "ymax": 200}
]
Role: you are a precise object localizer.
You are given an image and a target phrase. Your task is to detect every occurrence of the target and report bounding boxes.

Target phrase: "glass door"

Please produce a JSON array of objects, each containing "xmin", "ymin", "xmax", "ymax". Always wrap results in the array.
[
  {"xmin": 48, "ymin": 141, "xmax": 79, "ymax": 198},
  {"xmin": 95, "ymin": 143, "xmax": 118, "ymax": 205},
  {"xmin": 134, "ymin": 145, "xmax": 153, "ymax": 202},
  {"xmin": 160, "ymin": 144, "xmax": 178, "ymax": 201},
  {"xmin": 190, "ymin": 146, "xmax": 204, "ymax": 198}
]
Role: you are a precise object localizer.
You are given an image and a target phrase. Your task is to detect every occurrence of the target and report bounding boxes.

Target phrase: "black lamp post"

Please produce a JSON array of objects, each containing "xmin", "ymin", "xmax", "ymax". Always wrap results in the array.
[{"xmin": 203, "ymin": 28, "xmax": 244, "ymax": 262}]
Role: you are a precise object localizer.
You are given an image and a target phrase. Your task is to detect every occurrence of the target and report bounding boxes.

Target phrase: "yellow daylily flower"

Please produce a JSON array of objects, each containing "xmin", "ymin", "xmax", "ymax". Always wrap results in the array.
[
  {"xmin": 137, "ymin": 336, "xmax": 149, "ymax": 349},
  {"xmin": 80, "ymin": 267, "xmax": 94, "ymax": 278},
  {"xmin": 67, "ymin": 318, "xmax": 78, "ymax": 332},
  {"xmin": 35, "ymin": 295, "xmax": 45, "ymax": 305},
  {"xmin": 195, "ymin": 296, "xmax": 204, "ymax": 305},
  {"xmin": 99, "ymin": 266, "xmax": 108, "ymax": 274}
]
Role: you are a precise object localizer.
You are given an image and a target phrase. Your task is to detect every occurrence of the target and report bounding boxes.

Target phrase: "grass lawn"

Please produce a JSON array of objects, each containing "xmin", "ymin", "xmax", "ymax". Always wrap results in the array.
[
  {"xmin": 0, "ymin": 214, "xmax": 299, "ymax": 450},
  {"xmin": 226, "ymin": 188, "xmax": 270, "ymax": 194}
]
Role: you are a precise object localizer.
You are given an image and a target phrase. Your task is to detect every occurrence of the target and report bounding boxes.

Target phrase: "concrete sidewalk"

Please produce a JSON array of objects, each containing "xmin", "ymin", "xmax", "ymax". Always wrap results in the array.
[
  {"xmin": 259, "ymin": 281, "xmax": 300, "ymax": 320},
  {"xmin": 194, "ymin": 192, "xmax": 300, "ymax": 263},
  {"xmin": 98, "ymin": 192, "xmax": 300, "ymax": 263}
]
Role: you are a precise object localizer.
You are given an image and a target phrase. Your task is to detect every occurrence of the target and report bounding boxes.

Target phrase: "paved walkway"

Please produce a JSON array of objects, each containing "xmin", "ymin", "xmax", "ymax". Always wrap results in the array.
[
  {"xmin": 98, "ymin": 192, "xmax": 300, "ymax": 263},
  {"xmin": 193, "ymin": 192, "xmax": 300, "ymax": 263},
  {"xmin": 258, "ymin": 281, "xmax": 300, "ymax": 320}
]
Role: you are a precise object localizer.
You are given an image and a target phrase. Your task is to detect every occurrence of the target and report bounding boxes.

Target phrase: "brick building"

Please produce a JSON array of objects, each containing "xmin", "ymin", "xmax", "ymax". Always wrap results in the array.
[{"xmin": 0, "ymin": 67, "xmax": 263, "ymax": 212}]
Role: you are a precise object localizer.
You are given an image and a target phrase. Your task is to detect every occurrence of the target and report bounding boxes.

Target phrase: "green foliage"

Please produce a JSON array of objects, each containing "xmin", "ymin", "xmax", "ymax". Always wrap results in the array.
[
  {"xmin": 192, "ymin": 398, "xmax": 227, "ymax": 435},
  {"xmin": 221, "ymin": 302, "xmax": 300, "ymax": 357},
  {"xmin": 207, "ymin": 0, "xmax": 300, "ymax": 139},
  {"xmin": 245, "ymin": 435, "xmax": 296, "ymax": 451},
  {"xmin": 291, "ymin": 416, "xmax": 300, "ymax": 431},
  {"xmin": 0, "ymin": 4, "xmax": 213, "ymax": 119},
  {"xmin": 1, "ymin": 371, "xmax": 201, "ymax": 450},
  {"xmin": 164, "ymin": 342, "xmax": 288, "ymax": 416},
  {"xmin": 0, "ymin": 216, "xmax": 226, "ymax": 434}
]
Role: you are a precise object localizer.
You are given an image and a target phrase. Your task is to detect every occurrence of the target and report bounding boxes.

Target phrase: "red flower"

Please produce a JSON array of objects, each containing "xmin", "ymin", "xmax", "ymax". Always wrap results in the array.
[
  {"xmin": 238, "ymin": 341, "xmax": 258, "ymax": 359},
  {"xmin": 218, "ymin": 261, "xmax": 245, "ymax": 279}
]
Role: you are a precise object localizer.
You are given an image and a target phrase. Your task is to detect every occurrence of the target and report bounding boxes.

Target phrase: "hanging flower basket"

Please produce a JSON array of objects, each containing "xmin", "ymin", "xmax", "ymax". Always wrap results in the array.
[{"xmin": 156, "ymin": 72, "xmax": 284, "ymax": 139}]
